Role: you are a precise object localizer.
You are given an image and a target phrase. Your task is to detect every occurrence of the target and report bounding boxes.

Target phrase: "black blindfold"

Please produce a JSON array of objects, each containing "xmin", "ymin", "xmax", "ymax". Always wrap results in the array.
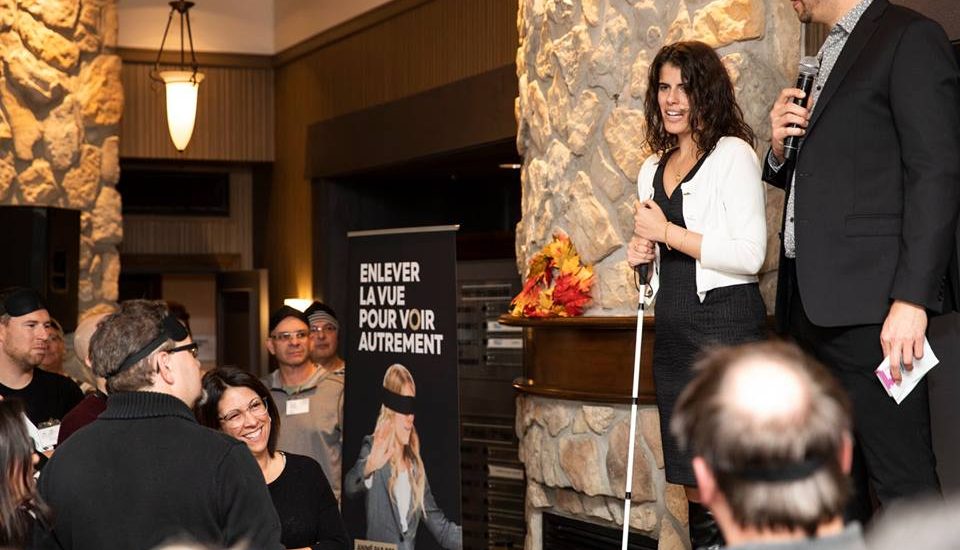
[
  {"xmin": 382, "ymin": 387, "xmax": 416, "ymax": 415},
  {"xmin": 112, "ymin": 315, "xmax": 189, "ymax": 377}
]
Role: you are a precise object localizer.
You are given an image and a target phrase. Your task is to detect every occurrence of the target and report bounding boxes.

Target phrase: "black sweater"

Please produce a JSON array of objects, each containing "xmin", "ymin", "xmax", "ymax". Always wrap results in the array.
[
  {"xmin": 36, "ymin": 391, "xmax": 283, "ymax": 550},
  {"xmin": 269, "ymin": 453, "xmax": 350, "ymax": 549}
]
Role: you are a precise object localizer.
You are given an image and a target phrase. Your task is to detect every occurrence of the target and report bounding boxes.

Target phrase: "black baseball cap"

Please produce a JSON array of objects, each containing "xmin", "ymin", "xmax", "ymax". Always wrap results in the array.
[
  {"xmin": 268, "ymin": 306, "xmax": 309, "ymax": 333},
  {"xmin": 0, "ymin": 288, "xmax": 46, "ymax": 317}
]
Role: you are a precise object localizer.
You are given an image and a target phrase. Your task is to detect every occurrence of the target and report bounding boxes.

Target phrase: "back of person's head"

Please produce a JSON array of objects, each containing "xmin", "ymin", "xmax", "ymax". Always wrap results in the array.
[
  {"xmin": 73, "ymin": 310, "xmax": 115, "ymax": 368},
  {"xmin": 672, "ymin": 341, "xmax": 852, "ymax": 535},
  {"xmin": 196, "ymin": 367, "xmax": 281, "ymax": 455},
  {"xmin": 0, "ymin": 400, "xmax": 49, "ymax": 546},
  {"xmin": 90, "ymin": 300, "xmax": 176, "ymax": 393}
]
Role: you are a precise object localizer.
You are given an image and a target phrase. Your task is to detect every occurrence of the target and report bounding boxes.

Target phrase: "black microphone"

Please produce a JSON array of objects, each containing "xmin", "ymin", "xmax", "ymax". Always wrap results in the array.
[{"xmin": 783, "ymin": 56, "xmax": 820, "ymax": 162}]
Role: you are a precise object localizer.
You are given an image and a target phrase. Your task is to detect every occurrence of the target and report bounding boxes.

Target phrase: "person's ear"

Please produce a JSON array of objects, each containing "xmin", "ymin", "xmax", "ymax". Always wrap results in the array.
[
  {"xmin": 265, "ymin": 338, "xmax": 276, "ymax": 356},
  {"xmin": 692, "ymin": 456, "xmax": 718, "ymax": 506},
  {"xmin": 156, "ymin": 353, "xmax": 176, "ymax": 385}
]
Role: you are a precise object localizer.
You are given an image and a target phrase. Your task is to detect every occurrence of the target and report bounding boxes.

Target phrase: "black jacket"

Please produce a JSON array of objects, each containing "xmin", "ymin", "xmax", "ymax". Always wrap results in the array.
[
  {"xmin": 765, "ymin": 0, "xmax": 960, "ymax": 328},
  {"xmin": 36, "ymin": 391, "xmax": 283, "ymax": 550}
]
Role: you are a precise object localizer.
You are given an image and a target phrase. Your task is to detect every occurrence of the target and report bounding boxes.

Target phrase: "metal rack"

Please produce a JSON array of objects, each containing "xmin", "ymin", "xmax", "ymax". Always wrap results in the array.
[{"xmin": 457, "ymin": 261, "xmax": 525, "ymax": 549}]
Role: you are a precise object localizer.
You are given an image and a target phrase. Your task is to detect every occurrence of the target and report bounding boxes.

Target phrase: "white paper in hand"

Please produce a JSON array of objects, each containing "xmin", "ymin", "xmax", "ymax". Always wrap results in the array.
[
  {"xmin": 21, "ymin": 413, "xmax": 54, "ymax": 452},
  {"xmin": 874, "ymin": 338, "xmax": 939, "ymax": 404}
]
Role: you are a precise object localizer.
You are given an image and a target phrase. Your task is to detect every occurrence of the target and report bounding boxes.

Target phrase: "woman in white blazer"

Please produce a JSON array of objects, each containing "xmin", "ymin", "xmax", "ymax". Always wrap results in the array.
[{"xmin": 626, "ymin": 41, "xmax": 768, "ymax": 550}]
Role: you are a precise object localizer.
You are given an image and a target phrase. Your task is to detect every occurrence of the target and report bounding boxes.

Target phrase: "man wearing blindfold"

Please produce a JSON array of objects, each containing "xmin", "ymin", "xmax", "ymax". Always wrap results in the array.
[{"xmin": 36, "ymin": 300, "xmax": 282, "ymax": 550}]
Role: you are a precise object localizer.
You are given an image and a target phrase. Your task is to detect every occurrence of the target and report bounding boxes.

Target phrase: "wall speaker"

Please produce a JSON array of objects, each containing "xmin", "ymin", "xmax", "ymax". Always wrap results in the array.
[{"xmin": 0, "ymin": 206, "xmax": 80, "ymax": 332}]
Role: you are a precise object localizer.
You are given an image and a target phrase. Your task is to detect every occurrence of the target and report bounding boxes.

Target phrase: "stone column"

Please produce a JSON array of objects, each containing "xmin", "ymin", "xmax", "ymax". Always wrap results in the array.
[
  {"xmin": 0, "ymin": 0, "xmax": 123, "ymax": 319},
  {"xmin": 515, "ymin": 0, "xmax": 800, "ymax": 315}
]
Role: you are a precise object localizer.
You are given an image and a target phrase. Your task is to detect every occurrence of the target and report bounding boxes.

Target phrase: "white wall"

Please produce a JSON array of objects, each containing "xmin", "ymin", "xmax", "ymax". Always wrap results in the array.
[
  {"xmin": 118, "ymin": 0, "xmax": 275, "ymax": 54},
  {"xmin": 273, "ymin": 0, "xmax": 393, "ymax": 52},
  {"xmin": 119, "ymin": 0, "xmax": 396, "ymax": 55}
]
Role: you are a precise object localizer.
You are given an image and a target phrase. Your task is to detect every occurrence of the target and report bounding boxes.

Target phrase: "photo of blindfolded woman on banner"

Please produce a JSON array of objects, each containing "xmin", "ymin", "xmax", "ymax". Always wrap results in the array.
[{"xmin": 344, "ymin": 363, "xmax": 462, "ymax": 550}]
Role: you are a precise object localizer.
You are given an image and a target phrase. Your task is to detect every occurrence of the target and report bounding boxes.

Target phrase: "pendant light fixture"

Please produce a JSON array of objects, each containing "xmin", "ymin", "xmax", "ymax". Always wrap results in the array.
[{"xmin": 150, "ymin": 1, "xmax": 204, "ymax": 152}]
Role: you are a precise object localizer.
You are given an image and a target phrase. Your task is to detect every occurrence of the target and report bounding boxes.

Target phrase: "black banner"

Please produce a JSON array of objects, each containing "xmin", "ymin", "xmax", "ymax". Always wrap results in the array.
[{"xmin": 343, "ymin": 226, "xmax": 462, "ymax": 550}]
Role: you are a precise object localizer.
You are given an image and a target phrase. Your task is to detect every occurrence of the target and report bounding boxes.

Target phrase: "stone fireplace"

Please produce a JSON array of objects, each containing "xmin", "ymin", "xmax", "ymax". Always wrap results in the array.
[
  {"xmin": 0, "ymin": 0, "xmax": 123, "ymax": 318},
  {"xmin": 512, "ymin": 0, "xmax": 800, "ymax": 548}
]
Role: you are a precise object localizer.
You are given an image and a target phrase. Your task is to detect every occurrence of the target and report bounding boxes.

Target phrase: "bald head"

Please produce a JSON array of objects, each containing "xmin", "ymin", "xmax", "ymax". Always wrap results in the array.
[
  {"xmin": 724, "ymin": 355, "xmax": 810, "ymax": 426},
  {"xmin": 74, "ymin": 312, "xmax": 111, "ymax": 369},
  {"xmin": 672, "ymin": 341, "xmax": 853, "ymax": 534}
]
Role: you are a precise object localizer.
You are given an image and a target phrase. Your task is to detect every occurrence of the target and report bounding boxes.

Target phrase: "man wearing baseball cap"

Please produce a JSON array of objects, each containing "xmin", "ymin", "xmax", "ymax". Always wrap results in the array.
[
  {"xmin": 0, "ymin": 288, "xmax": 82, "ymax": 439},
  {"xmin": 263, "ymin": 302, "xmax": 345, "ymax": 500}
]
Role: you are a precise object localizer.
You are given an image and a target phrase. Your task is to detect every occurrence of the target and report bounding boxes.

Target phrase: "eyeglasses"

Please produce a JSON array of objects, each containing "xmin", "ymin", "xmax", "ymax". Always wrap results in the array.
[
  {"xmin": 219, "ymin": 397, "xmax": 269, "ymax": 428},
  {"xmin": 271, "ymin": 330, "xmax": 308, "ymax": 342},
  {"xmin": 168, "ymin": 342, "xmax": 199, "ymax": 359},
  {"xmin": 309, "ymin": 325, "xmax": 338, "ymax": 335}
]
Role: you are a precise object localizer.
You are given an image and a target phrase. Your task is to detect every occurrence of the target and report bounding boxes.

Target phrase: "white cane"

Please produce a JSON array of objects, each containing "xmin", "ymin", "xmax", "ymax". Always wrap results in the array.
[{"xmin": 621, "ymin": 264, "xmax": 651, "ymax": 549}]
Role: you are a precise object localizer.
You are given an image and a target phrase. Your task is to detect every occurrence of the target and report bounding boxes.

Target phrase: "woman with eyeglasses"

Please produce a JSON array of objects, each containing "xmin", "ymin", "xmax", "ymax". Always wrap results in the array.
[
  {"xmin": 197, "ymin": 367, "xmax": 349, "ymax": 550},
  {"xmin": 344, "ymin": 363, "xmax": 461, "ymax": 550},
  {"xmin": 0, "ymin": 399, "xmax": 52, "ymax": 548}
]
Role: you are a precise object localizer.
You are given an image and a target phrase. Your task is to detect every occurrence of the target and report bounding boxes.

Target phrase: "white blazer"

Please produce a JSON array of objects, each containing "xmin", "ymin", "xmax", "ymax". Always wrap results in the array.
[{"xmin": 636, "ymin": 136, "xmax": 766, "ymax": 305}]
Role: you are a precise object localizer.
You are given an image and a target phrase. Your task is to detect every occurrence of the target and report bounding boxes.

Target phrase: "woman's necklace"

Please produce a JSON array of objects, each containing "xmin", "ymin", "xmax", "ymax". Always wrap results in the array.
[{"xmin": 672, "ymin": 150, "xmax": 699, "ymax": 184}]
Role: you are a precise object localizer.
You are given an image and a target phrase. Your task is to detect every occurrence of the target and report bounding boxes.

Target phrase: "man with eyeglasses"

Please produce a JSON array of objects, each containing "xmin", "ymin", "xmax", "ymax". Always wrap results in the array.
[
  {"xmin": 37, "ymin": 300, "xmax": 282, "ymax": 550},
  {"xmin": 262, "ymin": 302, "xmax": 345, "ymax": 501}
]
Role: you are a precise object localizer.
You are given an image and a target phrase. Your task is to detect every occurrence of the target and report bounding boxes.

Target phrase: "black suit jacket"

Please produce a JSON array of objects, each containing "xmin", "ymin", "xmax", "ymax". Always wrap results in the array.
[{"xmin": 764, "ymin": 0, "xmax": 960, "ymax": 329}]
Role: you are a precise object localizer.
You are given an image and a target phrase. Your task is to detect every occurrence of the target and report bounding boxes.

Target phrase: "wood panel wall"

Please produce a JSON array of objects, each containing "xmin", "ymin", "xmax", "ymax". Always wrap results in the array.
[
  {"xmin": 120, "ymin": 58, "xmax": 274, "ymax": 162},
  {"xmin": 120, "ymin": 169, "xmax": 255, "ymax": 268},
  {"xmin": 270, "ymin": 0, "xmax": 519, "ymax": 307}
]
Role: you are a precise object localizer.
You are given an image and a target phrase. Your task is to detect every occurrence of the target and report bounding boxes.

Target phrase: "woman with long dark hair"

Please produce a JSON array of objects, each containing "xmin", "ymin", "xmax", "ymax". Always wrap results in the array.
[
  {"xmin": 0, "ymin": 399, "xmax": 51, "ymax": 548},
  {"xmin": 344, "ymin": 363, "xmax": 461, "ymax": 550},
  {"xmin": 626, "ymin": 41, "xmax": 768, "ymax": 549},
  {"xmin": 197, "ymin": 367, "xmax": 349, "ymax": 550}
]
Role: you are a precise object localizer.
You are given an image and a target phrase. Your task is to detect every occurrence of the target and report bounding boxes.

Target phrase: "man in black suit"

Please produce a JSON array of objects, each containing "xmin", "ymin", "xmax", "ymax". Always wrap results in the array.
[{"xmin": 764, "ymin": 0, "xmax": 960, "ymax": 517}]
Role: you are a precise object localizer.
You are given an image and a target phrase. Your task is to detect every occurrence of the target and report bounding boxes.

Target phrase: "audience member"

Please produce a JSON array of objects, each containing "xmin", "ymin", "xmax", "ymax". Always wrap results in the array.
[
  {"xmin": 56, "ymin": 310, "xmax": 115, "ymax": 445},
  {"xmin": 866, "ymin": 497, "xmax": 960, "ymax": 550},
  {"xmin": 38, "ymin": 318, "xmax": 66, "ymax": 376},
  {"xmin": 672, "ymin": 341, "xmax": 865, "ymax": 549},
  {"xmin": 0, "ymin": 399, "xmax": 51, "ymax": 548},
  {"xmin": 37, "ymin": 300, "xmax": 282, "ymax": 550},
  {"xmin": 0, "ymin": 288, "xmax": 82, "ymax": 438},
  {"xmin": 199, "ymin": 367, "xmax": 350, "ymax": 550},
  {"xmin": 262, "ymin": 304, "xmax": 344, "ymax": 500},
  {"xmin": 61, "ymin": 304, "xmax": 117, "ymax": 393}
]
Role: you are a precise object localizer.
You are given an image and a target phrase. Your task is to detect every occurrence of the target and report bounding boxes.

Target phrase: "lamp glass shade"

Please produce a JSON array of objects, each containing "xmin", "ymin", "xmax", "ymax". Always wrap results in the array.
[{"xmin": 160, "ymin": 70, "xmax": 205, "ymax": 151}]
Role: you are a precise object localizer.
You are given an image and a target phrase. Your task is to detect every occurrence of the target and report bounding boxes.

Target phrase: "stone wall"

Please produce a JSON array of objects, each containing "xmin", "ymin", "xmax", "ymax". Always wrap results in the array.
[
  {"xmin": 514, "ymin": 0, "xmax": 800, "ymax": 315},
  {"xmin": 0, "ymin": 0, "xmax": 122, "ymax": 318},
  {"xmin": 517, "ymin": 395, "xmax": 690, "ymax": 549}
]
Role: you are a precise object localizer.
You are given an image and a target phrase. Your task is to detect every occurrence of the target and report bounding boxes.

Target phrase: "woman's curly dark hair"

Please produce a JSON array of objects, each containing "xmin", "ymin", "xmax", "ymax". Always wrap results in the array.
[{"xmin": 644, "ymin": 41, "xmax": 755, "ymax": 156}]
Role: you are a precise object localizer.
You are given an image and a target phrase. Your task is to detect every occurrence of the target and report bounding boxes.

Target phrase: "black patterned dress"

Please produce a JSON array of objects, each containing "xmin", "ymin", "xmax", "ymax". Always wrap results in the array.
[{"xmin": 652, "ymin": 149, "xmax": 767, "ymax": 485}]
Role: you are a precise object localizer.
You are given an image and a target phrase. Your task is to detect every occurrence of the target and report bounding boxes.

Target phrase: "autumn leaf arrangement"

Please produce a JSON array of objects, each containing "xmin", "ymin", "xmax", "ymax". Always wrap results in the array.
[{"xmin": 510, "ymin": 232, "xmax": 595, "ymax": 318}]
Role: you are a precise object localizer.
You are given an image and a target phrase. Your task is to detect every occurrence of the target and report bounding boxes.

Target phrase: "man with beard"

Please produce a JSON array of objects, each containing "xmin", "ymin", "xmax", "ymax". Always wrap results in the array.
[
  {"xmin": 263, "ymin": 303, "xmax": 344, "ymax": 500},
  {"xmin": 0, "ymin": 288, "xmax": 81, "ymax": 440}
]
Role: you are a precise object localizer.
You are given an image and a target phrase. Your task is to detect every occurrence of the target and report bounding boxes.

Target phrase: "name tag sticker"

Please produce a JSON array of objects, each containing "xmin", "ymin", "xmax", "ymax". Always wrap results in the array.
[
  {"xmin": 37, "ymin": 425, "xmax": 60, "ymax": 451},
  {"xmin": 286, "ymin": 398, "xmax": 310, "ymax": 416}
]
